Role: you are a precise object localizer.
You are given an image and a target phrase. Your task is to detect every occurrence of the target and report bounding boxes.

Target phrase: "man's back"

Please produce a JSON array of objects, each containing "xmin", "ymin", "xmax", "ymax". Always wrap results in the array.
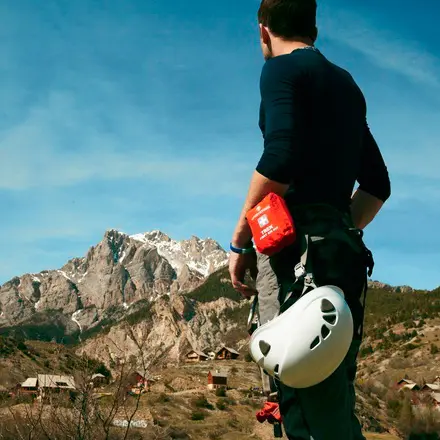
[{"xmin": 257, "ymin": 48, "xmax": 390, "ymax": 211}]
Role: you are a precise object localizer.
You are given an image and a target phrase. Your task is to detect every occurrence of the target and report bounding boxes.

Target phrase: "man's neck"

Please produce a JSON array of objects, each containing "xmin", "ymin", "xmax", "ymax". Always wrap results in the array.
[{"xmin": 270, "ymin": 38, "xmax": 315, "ymax": 57}]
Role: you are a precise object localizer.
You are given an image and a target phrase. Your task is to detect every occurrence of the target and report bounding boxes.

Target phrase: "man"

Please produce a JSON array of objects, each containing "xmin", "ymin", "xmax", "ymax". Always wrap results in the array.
[{"xmin": 228, "ymin": 1, "xmax": 391, "ymax": 439}]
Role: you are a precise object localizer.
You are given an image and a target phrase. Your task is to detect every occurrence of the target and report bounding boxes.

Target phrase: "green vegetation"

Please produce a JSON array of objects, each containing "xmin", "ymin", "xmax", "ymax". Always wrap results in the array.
[
  {"xmin": 364, "ymin": 287, "xmax": 440, "ymax": 333},
  {"xmin": 192, "ymin": 396, "xmax": 214, "ymax": 410},
  {"xmin": 216, "ymin": 400, "xmax": 227, "ymax": 411},
  {"xmin": 215, "ymin": 387, "xmax": 227, "ymax": 397},
  {"xmin": 124, "ymin": 300, "xmax": 153, "ymax": 326},
  {"xmin": 186, "ymin": 268, "xmax": 243, "ymax": 304},
  {"xmin": 190, "ymin": 411, "xmax": 206, "ymax": 421},
  {"xmin": 0, "ymin": 336, "xmax": 17, "ymax": 357}
]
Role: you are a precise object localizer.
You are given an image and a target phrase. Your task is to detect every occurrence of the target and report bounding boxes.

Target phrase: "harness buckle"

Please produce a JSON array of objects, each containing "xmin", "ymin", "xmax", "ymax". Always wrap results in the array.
[
  {"xmin": 304, "ymin": 273, "xmax": 315, "ymax": 285},
  {"xmin": 294, "ymin": 263, "xmax": 307, "ymax": 280}
]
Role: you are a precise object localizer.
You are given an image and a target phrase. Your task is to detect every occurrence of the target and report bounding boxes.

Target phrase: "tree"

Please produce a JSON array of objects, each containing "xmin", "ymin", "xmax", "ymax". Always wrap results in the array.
[
  {"xmin": 399, "ymin": 394, "xmax": 414, "ymax": 436},
  {"xmin": 1, "ymin": 319, "xmax": 164, "ymax": 440}
]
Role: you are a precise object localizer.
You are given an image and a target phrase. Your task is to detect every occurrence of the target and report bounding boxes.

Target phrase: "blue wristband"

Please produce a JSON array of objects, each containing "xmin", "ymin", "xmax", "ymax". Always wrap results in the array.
[{"xmin": 230, "ymin": 243, "xmax": 255, "ymax": 255}]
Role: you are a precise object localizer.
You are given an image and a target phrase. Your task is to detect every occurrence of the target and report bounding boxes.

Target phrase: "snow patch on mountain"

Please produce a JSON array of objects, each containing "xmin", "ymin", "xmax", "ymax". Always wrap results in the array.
[
  {"xmin": 72, "ymin": 310, "xmax": 83, "ymax": 333},
  {"xmin": 130, "ymin": 230, "xmax": 228, "ymax": 277}
]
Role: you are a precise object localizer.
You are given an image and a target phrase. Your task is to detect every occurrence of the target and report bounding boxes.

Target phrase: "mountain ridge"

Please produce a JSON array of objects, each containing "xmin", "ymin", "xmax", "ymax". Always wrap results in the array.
[
  {"xmin": 0, "ymin": 228, "xmax": 434, "ymax": 352},
  {"xmin": 0, "ymin": 229, "xmax": 228, "ymax": 340}
]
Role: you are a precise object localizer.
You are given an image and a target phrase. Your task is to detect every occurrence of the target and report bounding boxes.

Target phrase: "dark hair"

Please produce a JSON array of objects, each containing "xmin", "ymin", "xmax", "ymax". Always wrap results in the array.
[{"xmin": 258, "ymin": 0, "xmax": 317, "ymax": 41}]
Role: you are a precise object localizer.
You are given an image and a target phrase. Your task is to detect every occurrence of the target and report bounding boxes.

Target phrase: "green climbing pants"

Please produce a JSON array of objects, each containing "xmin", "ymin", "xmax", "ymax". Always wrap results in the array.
[{"xmin": 255, "ymin": 206, "xmax": 369, "ymax": 440}]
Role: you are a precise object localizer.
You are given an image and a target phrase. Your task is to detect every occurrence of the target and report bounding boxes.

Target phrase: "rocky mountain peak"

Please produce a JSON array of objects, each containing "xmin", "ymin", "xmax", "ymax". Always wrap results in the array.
[{"xmin": 0, "ymin": 230, "xmax": 228, "ymax": 336}]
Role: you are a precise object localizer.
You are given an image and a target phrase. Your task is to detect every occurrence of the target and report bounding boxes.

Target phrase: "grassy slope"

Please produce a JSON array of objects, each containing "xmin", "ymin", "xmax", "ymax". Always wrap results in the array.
[{"xmin": 0, "ymin": 336, "xmax": 108, "ymax": 389}]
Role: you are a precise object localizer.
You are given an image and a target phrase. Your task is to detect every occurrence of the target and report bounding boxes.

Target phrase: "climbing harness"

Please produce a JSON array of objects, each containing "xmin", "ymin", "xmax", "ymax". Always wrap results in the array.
[{"xmin": 246, "ymin": 204, "xmax": 375, "ymax": 438}]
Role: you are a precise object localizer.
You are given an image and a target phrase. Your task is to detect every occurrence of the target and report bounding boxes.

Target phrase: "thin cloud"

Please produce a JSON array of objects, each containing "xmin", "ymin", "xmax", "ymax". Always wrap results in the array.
[
  {"xmin": 0, "ymin": 90, "xmax": 254, "ymax": 193},
  {"xmin": 320, "ymin": 9, "xmax": 440, "ymax": 89}
]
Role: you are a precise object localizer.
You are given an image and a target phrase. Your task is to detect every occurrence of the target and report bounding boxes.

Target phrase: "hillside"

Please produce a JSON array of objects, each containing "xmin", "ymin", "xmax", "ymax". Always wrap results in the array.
[
  {"xmin": 0, "ymin": 335, "xmax": 109, "ymax": 391},
  {"xmin": 0, "ymin": 353, "xmax": 400, "ymax": 440}
]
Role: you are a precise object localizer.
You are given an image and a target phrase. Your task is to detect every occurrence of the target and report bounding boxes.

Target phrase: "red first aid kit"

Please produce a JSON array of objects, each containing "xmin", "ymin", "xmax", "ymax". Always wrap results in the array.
[{"xmin": 246, "ymin": 193, "xmax": 297, "ymax": 256}]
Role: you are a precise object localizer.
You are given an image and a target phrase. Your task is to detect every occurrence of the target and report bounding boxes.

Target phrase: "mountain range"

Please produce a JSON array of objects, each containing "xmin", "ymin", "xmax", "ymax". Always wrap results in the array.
[{"xmin": 0, "ymin": 229, "xmax": 432, "ymax": 371}]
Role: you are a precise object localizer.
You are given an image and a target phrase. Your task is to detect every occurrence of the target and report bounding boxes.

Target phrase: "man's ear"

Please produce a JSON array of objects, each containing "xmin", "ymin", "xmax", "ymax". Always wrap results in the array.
[{"xmin": 259, "ymin": 23, "xmax": 270, "ymax": 45}]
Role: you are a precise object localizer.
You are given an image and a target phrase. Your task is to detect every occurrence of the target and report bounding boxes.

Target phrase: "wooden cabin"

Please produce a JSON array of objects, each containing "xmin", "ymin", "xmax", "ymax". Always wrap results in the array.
[
  {"xmin": 207, "ymin": 370, "xmax": 228, "ymax": 390},
  {"xmin": 215, "ymin": 347, "xmax": 240, "ymax": 361},
  {"xmin": 396, "ymin": 378, "xmax": 420, "ymax": 391},
  {"xmin": 186, "ymin": 350, "xmax": 209, "ymax": 363}
]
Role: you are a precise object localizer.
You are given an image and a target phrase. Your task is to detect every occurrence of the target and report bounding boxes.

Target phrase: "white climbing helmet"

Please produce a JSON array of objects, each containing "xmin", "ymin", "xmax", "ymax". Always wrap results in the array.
[{"xmin": 249, "ymin": 285, "xmax": 353, "ymax": 389}]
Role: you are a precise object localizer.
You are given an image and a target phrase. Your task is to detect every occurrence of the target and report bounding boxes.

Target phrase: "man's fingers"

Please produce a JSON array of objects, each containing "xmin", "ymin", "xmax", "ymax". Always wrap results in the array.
[{"xmin": 232, "ymin": 280, "xmax": 257, "ymax": 298}]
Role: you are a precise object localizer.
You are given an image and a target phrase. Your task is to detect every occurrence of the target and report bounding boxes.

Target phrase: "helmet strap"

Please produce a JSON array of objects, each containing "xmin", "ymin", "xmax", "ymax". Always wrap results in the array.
[{"xmin": 282, "ymin": 234, "xmax": 319, "ymax": 306}]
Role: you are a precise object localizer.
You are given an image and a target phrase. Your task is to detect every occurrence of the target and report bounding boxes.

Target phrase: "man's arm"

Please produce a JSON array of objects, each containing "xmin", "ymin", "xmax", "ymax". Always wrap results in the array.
[
  {"xmin": 232, "ymin": 56, "xmax": 299, "ymax": 248},
  {"xmin": 230, "ymin": 57, "xmax": 297, "ymax": 295},
  {"xmin": 351, "ymin": 122, "xmax": 391, "ymax": 229}
]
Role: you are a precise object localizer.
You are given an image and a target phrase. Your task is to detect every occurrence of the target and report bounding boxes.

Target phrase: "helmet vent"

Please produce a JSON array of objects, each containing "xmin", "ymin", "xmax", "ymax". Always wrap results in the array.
[
  {"xmin": 310, "ymin": 335, "xmax": 320, "ymax": 350},
  {"xmin": 259, "ymin": 340, "xmax": 271, "ymax": 356},
  {"xmin": 323, "ymin": 314, "xmax": 337, "ymax": 325},
  {"xmin": 321, "ymin": 325, "xmax": 331, "ymax": 340},
  {"xmin": 321, "ymin": 299, "xmax": 335, "ymax": 313}
]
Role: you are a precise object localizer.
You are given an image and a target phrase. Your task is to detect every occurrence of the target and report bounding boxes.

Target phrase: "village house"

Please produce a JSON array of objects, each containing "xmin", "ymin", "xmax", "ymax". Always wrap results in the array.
[
  {"xmin": 126, "ymin": 372, "xmax": 155, "ymax": 395},
  {"xmin": 19, "ymin": 375, "xmax": 76, "ymax": 397},
  {"xmin": 420, "ymin": 383, "xmax": 440, "ymax": 393},
  {"xmin": 396, "ymin": 378, "xmax": 420, "ymax": 391},
  {"xmin": 20, "ymin": 378, "xmax": 39, "ymax": 396},
  {"xmin": 394, "ymin": 377, "xmax": 440, "ymax": 408},
  {"xmin": 185, "ymin": 350, "xmax": 209, "ymax": 363},
  {"xmin": 431, "ymin": 393, "xmax": 440, "ymax": 408},
  {"xmin": 37, "ymin": 375, "xmax": 76, "ymax": 397},
  {"xmin": 215, "ymin": 346, "xmax": 240, "ymax": 361},
  {"xmin": 91, "ymin": 373, "xmax": 107, "ymax": 388},
  {"xmin": 207, "ymin": 370, "xmax": 228, "ymax": 391}
]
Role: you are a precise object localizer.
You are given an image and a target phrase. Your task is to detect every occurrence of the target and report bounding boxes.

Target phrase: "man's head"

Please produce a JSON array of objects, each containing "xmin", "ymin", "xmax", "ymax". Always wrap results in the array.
[{"xmin": 258, "ymin": 0, "xmax": 318, "ymax": 59}]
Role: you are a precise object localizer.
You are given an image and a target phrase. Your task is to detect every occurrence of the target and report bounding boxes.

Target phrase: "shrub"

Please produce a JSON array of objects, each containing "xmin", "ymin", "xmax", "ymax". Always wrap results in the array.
[
  {"xmin": 387, "ymin": 399, "xmax": 402, "ymax": 418},
  {"xmin": 17, "ymin": 341, "xmax": 27, "ymax": 351},
  {"xmin": 156, "ymin": 393, "xmax": 170, "ymax": 403},
  {"xmin": 190, "ymin": 411, "xmax": 205, "ymax": 421},
  {"xmin": 359, "ymin": 345, "xmax": 374, "ymax": 358},
  {"xmin": 215, "ymin": 387, "xmax": 226, "ymax": 397},
  {"xmin": 244, "ymin": 353, "xmax": 253, "ymax": 363},
  {"xmin": 168, "ymin": 427, "xmax": 191, "ymax": 439},
  {"xmin": 224, "ymin": 397, "xmax": 236, "ymax": 406},
  {"xmin": 430, "ymin": 344, "xmax": 439, "ymax": 355},
  {"xmin": 192, "ymin": 396, "xmax": 214, "ymax": 410},
  {"xmin": 405, "ymin": 343, "xmax": 419, "ymax": 352},
  {"xmin": 216, "ymin": 400, "xmax": 227, "ymax": 411}
]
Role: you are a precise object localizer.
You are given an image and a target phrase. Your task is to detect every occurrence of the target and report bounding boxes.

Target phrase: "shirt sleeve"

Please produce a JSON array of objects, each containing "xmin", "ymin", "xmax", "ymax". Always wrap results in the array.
[
  {"xmin": 357, "ymin": 122, "xmax": 391, "ymax": 202},
  {"xmin": 256, "ymin": 57, "xmax": 301, "ymax": 184}
]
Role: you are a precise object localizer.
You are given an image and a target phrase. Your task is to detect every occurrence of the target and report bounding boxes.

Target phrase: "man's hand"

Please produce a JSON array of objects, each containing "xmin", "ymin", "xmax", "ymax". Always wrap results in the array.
[
  {"xmin": 229, "ymin": 252, "xmax": 258, "ymax": 298},
  {"xmin": 229, "ymin": 171, "xmax": 287, "ymax": 297}
]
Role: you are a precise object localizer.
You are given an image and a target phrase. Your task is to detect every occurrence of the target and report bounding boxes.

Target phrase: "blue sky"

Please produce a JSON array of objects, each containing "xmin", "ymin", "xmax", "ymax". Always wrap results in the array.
[{"xmin": 1, "ymin": 0, "xmax": 439, "ymax": 290}]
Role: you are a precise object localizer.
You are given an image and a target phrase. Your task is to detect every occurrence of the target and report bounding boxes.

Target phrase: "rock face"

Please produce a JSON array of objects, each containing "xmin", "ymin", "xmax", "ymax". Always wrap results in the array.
[
  {"xmin": 368, "ymin": 280, "xmax": 416, "ymax": 294},
  {"xmin": 0, "ymin": 230, "xmax": 228, "ymax": 335},
  {"xmin": 76, "ymin": 285, "xmax": 251, "ymax": 372}
]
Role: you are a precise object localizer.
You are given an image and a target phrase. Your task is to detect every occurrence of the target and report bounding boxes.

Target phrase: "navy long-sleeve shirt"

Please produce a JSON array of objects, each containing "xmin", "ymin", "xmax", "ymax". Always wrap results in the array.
[{"xmin": 256, "ymin": 47, "xmax": 391, "ymax": 211}]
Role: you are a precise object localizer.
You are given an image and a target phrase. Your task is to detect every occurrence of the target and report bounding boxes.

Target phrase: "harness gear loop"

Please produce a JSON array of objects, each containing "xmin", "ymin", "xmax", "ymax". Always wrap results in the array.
[{"xmin": 247, "ymin": 295, "xmax": 260, "ymax": 336}]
